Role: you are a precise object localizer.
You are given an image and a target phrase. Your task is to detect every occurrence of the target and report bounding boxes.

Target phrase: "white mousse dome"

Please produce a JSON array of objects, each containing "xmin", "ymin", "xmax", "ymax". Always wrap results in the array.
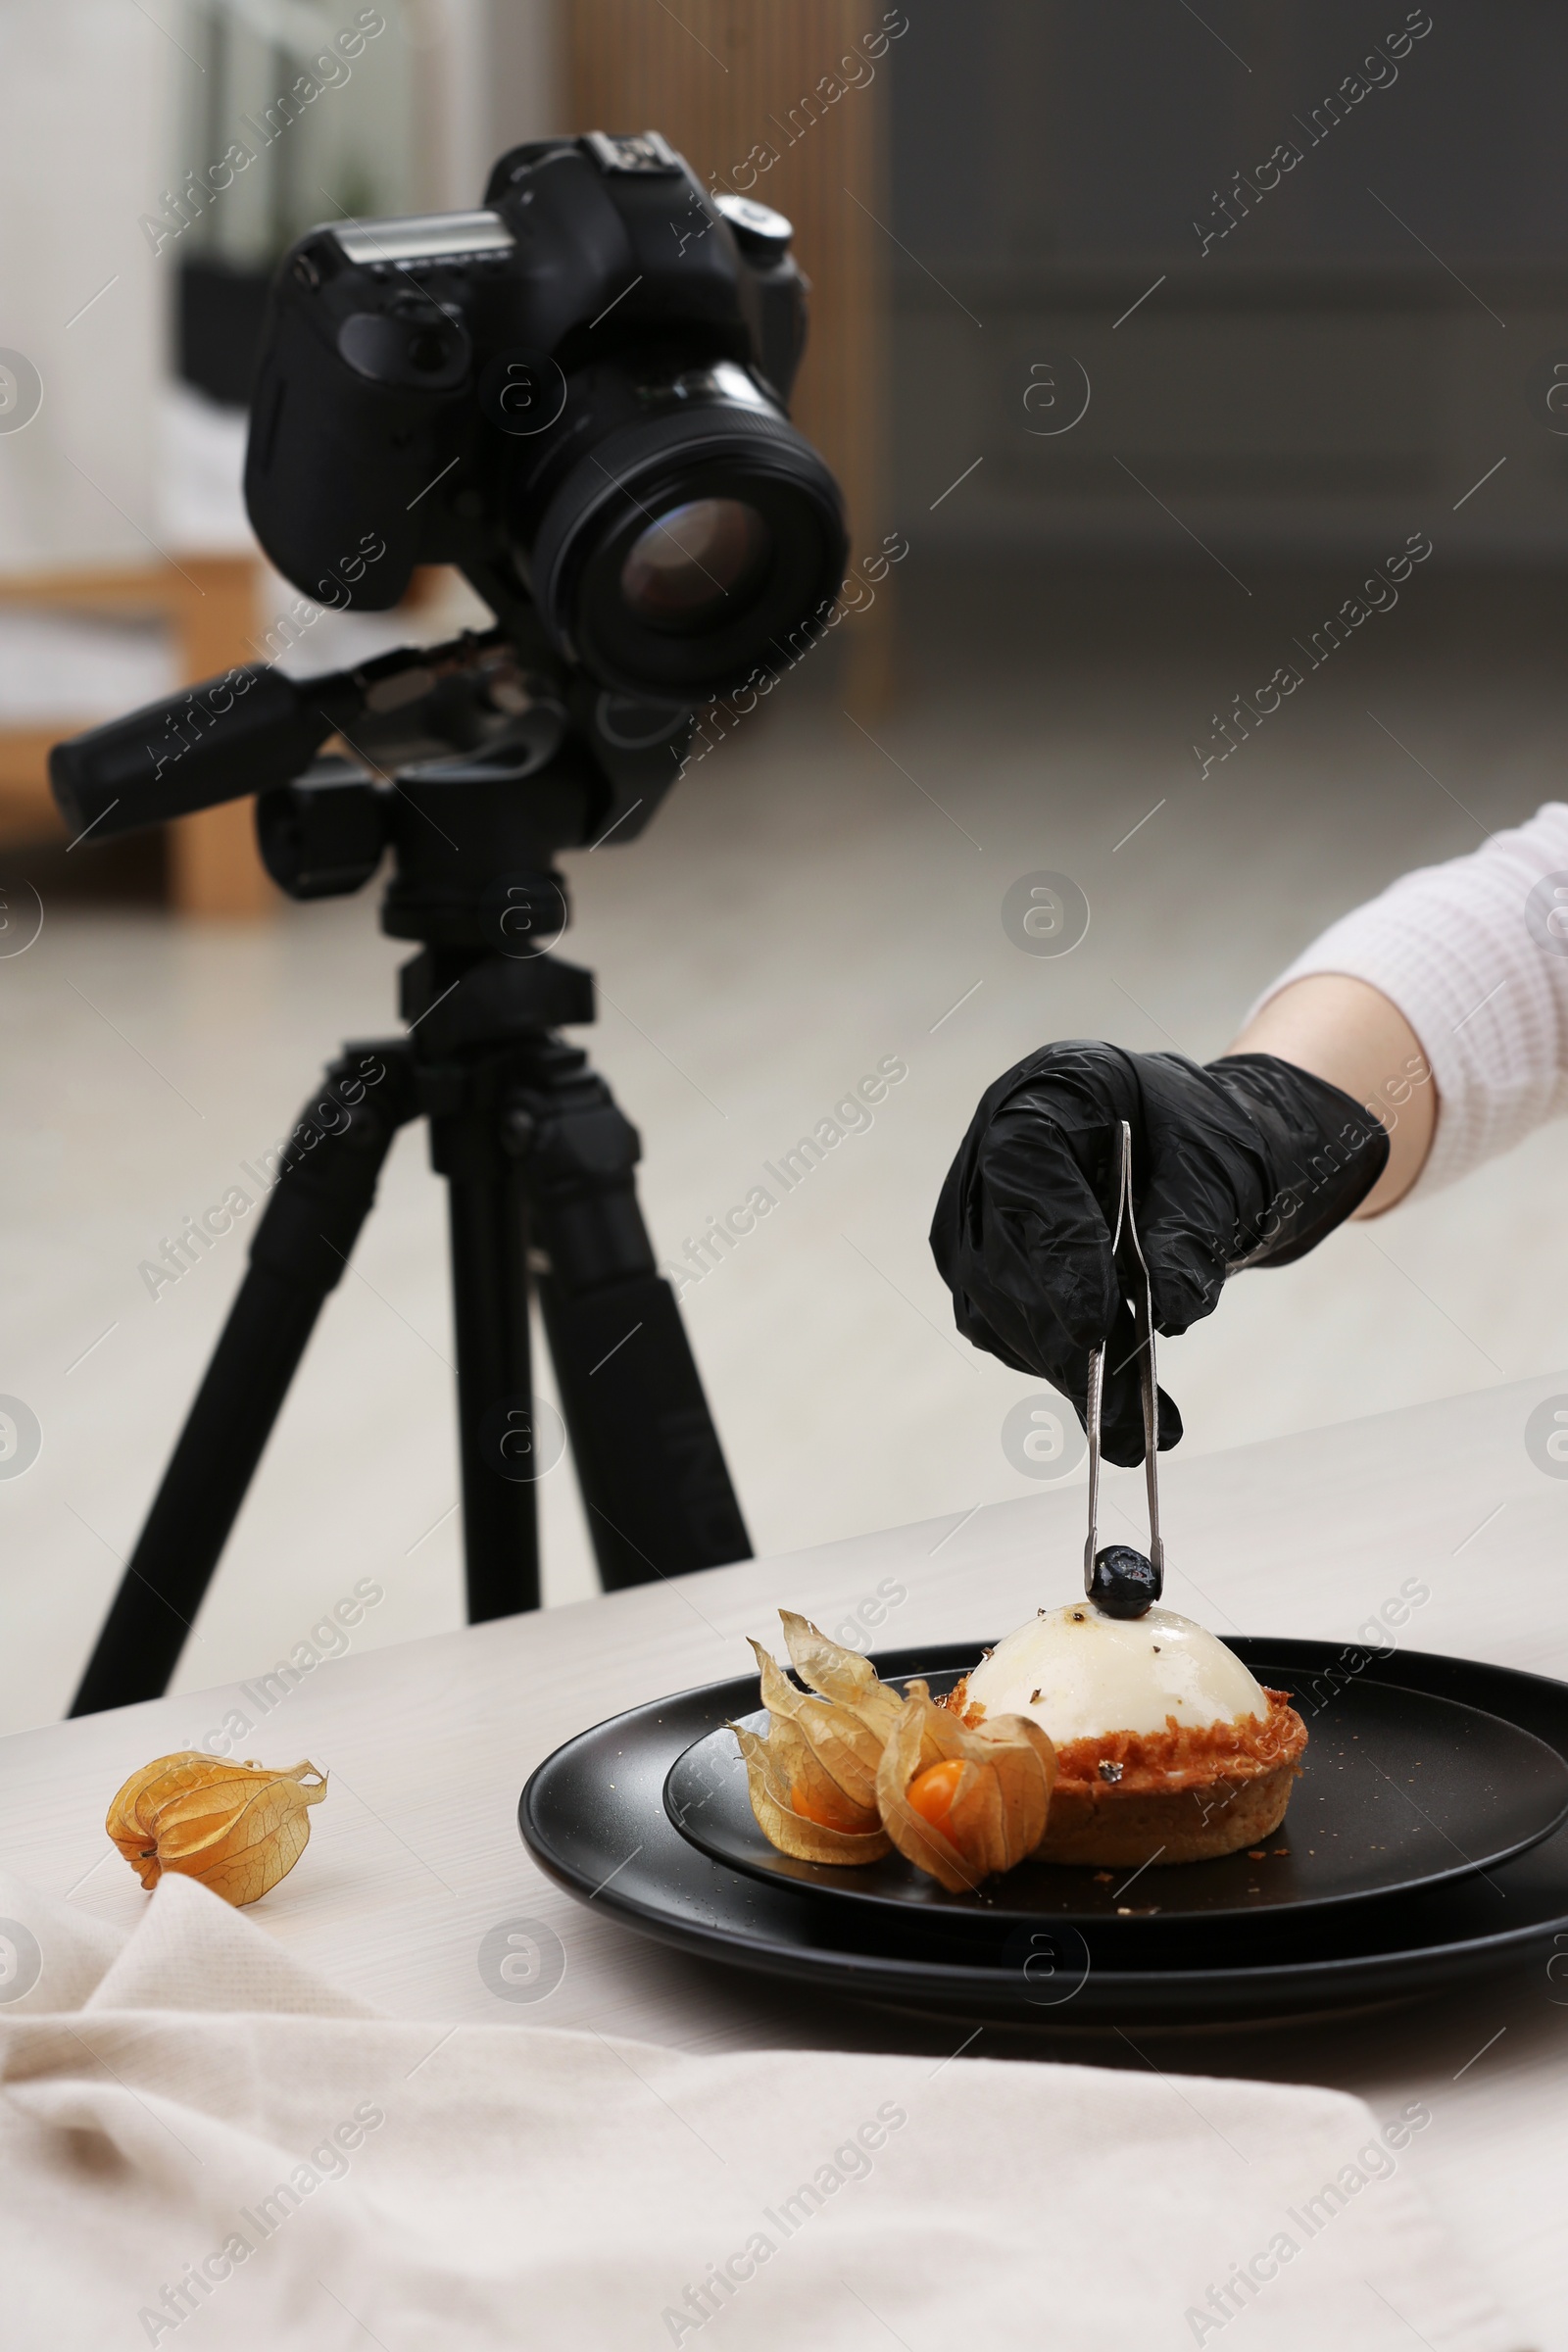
[{"xmin": 961, "ymin": 1601, "xmax": 1267, "ymax": 1746}]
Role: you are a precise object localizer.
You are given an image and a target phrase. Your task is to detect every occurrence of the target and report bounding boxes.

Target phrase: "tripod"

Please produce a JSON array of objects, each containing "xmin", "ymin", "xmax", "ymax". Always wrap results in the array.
[{"xmin": 70, "ymin": 706, "xmax": 751, "ymax": 1716}]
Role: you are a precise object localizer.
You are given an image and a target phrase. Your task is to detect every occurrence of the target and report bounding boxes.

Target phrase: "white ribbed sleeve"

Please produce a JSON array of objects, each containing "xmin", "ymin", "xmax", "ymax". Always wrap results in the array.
[{"xmin": 1250, "ymin": 801, "xmax": 1568, "ymax": 1197}]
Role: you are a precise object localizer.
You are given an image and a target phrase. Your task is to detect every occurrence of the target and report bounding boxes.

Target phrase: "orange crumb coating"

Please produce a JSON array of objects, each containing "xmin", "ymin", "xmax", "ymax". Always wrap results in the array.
[{"xmin": 943, "ymin": 1679, "xmax": 1306, "ymax": 1791}]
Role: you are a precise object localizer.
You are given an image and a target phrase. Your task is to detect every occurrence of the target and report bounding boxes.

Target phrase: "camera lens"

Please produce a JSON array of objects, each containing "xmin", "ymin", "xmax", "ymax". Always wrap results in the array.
[
  {"xmin": 618, "ymin": 498, "xmax": 772, "ymax": 628},
  {"xmin": 517, "ymin": 368, "xmax": 847, "ymax": 702}
]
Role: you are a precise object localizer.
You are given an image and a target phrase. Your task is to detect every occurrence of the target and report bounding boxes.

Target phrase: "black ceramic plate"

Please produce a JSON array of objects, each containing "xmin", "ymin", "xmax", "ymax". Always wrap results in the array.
[
  {"xmin": 519, "ymin": 1640, "xmax": 1568, "ymax": 2027},
  {"xmin": 664, "ymin": 1665, "xmax": 1568, "ymax": 1924}
]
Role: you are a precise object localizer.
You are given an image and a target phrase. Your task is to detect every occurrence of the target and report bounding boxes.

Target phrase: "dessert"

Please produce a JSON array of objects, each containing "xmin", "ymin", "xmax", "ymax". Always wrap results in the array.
[
  {"xmin": 733, "ymin": 1599, "xmax": 1307, "ymax": 1887},
  {"xmin": 948, "ymin": 1601, "xmax": 1306, "ymax": 1865}
]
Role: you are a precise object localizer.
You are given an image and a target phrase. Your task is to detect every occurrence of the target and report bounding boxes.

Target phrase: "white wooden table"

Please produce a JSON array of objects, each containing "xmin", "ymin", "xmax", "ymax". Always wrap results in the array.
[{"xmin": 6, "ymin": 1374, "xmax": 1568, "ymax": 2347}]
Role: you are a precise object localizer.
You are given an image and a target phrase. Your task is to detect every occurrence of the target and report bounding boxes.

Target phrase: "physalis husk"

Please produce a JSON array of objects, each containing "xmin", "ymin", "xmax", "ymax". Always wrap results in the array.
[
  {"xmin": 731, "ymin": 1613, "xmax": 904, "ymax": 1865},
  {"xmin": 876, "ymin": 1683, "xmax": 1055, "ymax": 1894},
  {"xmin": 107, "ymin": 1751, "xmax": 327, "ymax": 1906}
]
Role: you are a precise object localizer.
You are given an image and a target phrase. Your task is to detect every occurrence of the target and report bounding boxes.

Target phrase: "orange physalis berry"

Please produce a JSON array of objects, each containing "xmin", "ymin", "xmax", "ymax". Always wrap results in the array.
[
  {"xmin": 789, "ymin": 1776, "xmax": 875, "ymax": 1835},
  {"xmin": 906, "ymin": 1758, "xmax": 966, "ymax": 1831}
]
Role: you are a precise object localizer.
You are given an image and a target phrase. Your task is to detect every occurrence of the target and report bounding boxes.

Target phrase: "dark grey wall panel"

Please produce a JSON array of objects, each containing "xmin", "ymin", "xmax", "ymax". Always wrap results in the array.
[{"xmin": 888, "ymin": 4, "xmax": 1568, "ymax": 556}]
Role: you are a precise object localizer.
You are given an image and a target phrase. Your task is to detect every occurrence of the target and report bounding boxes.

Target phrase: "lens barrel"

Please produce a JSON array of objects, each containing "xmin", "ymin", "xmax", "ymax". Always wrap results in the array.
[{"xmin": 516, "ymin": 380, "xmax": 848, "ymax": 702}]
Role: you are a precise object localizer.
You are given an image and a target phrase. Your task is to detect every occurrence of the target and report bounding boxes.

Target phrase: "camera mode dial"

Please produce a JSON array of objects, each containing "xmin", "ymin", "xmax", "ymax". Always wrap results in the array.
[{"xmin": 712, "ymin": 193, "xmax": 793, "ymax": 261}]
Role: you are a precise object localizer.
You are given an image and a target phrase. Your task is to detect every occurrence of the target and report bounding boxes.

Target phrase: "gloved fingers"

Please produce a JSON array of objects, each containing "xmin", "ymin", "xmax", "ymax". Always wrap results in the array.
[
  {"xmin": 1127, "ymin": 1062, "xmax": 1271, "ymax": 1336},
  {"xmin": 1136, "ymin": 1206, "xmax": 1233, "ymax": 1338},
  {"xmin": 1095, "ymin": 1335, "xmax": 1184, "ymax": 1467},
  {"xmin": 933, "ymin": 1106, "xmax": 1127, "ymax": 1375},
  {"xmin": 1043, "ymin": 1342, "xmax": 1183, "ymax": 1470}
]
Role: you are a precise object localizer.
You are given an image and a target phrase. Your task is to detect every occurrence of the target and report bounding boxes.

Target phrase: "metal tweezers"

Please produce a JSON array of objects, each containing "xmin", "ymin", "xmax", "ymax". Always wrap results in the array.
[{"xmin": 1083, "ymin": 1117, "xmax": 1164, "ymax": 1596}]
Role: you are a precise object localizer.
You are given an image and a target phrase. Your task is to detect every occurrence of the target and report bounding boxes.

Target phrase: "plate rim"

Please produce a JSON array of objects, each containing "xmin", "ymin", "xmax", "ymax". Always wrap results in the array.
[{"xmin": 522, "ymin": 1823, "xmax": 1568, "ymax": 2004}]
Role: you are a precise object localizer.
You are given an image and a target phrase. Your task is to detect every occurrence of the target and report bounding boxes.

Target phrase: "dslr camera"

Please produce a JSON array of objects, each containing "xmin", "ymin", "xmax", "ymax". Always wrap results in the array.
[{"xmin": 245, "ymin": 129, "xmax": 849, "ymax": 704}]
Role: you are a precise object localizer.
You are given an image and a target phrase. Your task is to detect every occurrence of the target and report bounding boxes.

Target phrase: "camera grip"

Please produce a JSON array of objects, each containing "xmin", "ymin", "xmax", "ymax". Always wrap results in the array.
[{"xmin": 246, "ymin": 311, "xmax": 435, "ymax": 610}]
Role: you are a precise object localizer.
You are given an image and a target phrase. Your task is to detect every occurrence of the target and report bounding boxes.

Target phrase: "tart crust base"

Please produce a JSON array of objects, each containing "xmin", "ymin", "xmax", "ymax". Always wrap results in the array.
[{"xmin": 1033, "ymin": 1755, "xmax": 1298, "ymax": 1867}]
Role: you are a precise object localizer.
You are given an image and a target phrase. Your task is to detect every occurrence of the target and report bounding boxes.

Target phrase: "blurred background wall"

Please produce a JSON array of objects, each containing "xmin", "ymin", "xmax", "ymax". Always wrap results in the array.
[
  {"xmin": 891, "ymin": 2, "xmax": 1568, "ymax": 562},
  {"xmin": 4, "ymin": 3, "xmax": 1567, "ymax": 1735},
  {"xmin": 0, "ymin": 3, "xmax": 171, "ymax": 574}
]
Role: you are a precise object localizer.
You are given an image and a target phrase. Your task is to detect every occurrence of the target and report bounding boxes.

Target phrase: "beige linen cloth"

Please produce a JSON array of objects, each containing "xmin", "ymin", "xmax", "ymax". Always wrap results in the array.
[{"xmin": 0, "ymin": 1867, "xmax": 1526, "ymax": 2352}]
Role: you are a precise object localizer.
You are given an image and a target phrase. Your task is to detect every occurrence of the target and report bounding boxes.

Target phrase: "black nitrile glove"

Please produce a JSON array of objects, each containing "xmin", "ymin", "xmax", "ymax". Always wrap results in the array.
[{"xmin": 930, "ymin": 1043, "xmax": 1390, "ymax": 1467}]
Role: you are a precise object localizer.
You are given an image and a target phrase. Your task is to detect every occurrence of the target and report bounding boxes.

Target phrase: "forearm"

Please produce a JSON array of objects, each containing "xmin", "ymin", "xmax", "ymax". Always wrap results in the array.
[
  {"xmin": 1235, "ymin": 801, "xmax": 1568, "ymax": 1202},
  {"xmin": 1227, "ymin": 974, "xmax": 1435, "ymax": 1215}
]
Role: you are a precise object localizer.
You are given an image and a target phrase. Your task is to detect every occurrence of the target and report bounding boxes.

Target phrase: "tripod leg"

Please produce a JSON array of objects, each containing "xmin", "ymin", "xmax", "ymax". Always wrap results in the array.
[
  {"xmin": 425, "ymin": 1047, "xmax": 544, "ymax": 1622},
  {"xmin": 514, "ymin": 1056, "xmax": 751, "ymax": 1590},
  {"xmin": 541, "ymin": 1274, "xmax": 751, "ymax": 1588},
  {"xmin": 442, "ymin": 1152, "xmax": 542, "ymax": 1623},
  {"xmin": 70, "ymin": 1045, "xmax": 415, "ymax": 1716}
]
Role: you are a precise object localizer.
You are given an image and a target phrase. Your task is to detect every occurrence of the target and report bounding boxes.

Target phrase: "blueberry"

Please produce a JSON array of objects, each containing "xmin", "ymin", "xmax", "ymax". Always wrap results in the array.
[{"xmin": 1090, "ymin": 1544, "xmax": 1161, "ymax": 1619}]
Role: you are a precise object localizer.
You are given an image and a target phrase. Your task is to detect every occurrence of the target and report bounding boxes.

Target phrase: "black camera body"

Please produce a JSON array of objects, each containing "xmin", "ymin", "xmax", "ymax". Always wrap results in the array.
[{"xmin": 245, "ymin": 130, "xmax": 847, "ymax": 702}]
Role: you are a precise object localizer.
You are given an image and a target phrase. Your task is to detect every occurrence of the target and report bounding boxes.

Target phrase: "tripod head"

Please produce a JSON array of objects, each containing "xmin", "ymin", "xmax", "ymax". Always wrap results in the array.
[
  {"xmin": 50, "ymin": 624, "xmax": 692, "ymax": 860},
  {"xmin": 263, "ymin": 652, "xmax": 701, "ymax": 1048},
  {"xmin": 49, "ymin": 627, "xmax": 697, "ymax": 1019}
]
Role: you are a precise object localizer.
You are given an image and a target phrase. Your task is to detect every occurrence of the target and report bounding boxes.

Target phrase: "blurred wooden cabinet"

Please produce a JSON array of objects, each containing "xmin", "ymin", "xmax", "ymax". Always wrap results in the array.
[
  {"xmin": 568, "ymin": 0, "xmax": 893, "ymax": 671},
  {"xmin": 0, "ymin": 557, "xmax": 272, "ymax": 916}
]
